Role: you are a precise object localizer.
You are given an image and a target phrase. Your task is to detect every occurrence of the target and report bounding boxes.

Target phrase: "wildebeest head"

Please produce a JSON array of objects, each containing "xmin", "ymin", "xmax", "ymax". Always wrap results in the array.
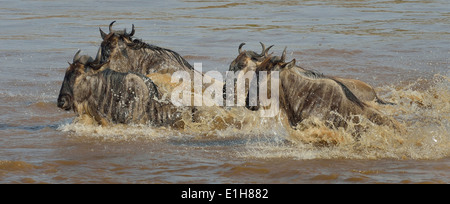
[
  {"xmin": 97, "ymin": 21, "xmax": 135, "ymax": 64},
  {"xmin": 248, "ymin": 47, "xmax": 323, "ymax": 111},
  {"xmin": 229, "ymin": 42, "xmax": 274, "ymax": 72},
  {"xmin": 256, "ymin": 47, "xmax": 296, "ymax": 72},
  {"xmin": 57, "ymin": 50, "xmax": 95, "ymax": 111}
]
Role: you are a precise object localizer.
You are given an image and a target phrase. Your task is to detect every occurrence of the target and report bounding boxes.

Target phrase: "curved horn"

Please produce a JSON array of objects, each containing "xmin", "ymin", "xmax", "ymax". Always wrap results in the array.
[
  {"xmin": 90, "ymin": 61, "xmax": 107, "ymax": 70},
  {"xmin": 259, "ymin": 42, "xmax": 266, "ymax": 56},
  {"xmin": 73, "ymin": 50, "xmax": 81, "ymax": 63},
  {"xmin": 264, "ymin": 45, "xmax": 274, "ymax": 57},
  {"xmin": 128, "ymin": 24, "xmax": 135, "ymax": 36},
  {"xmin": 281, "ymin": 47, "xmax": 287, "ymax": 62},
  {"xmin": 259, "ymin": 42, "xmax": 270, "ymax": 57},
  {"xmin": 109, "ymin": 21, "xmax": 116, "ymax": 33},
  {"xmin": 238, "ymin": 43, "xmax": 246, "ymax": 54}
]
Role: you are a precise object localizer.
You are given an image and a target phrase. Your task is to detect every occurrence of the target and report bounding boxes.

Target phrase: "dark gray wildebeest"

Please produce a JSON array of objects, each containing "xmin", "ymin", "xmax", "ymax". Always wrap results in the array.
[
  {"xmin": 95, "ymin": 21, "xmax": 195, "ymax": 75},
  {"xmin": 227, "ymin": 43, "xmax": 393, "ymax": 105},
  {"xmin": 229, "ymin": 42, "xmax": 274, "ymax": 72},
  {"xmin": 223, "ymin": 42, "xmax": 274, "ymax": 106},
  {"xmin": 57, "ymin": 50, "xmax": 185, "ymax": 127},
  {"xmin": 248, "ymin": 48, "xmax": 402, "ymax": 130},
  {"xmin": 95, "ymin": 21, "xmax": 224, "ymax": 107}
]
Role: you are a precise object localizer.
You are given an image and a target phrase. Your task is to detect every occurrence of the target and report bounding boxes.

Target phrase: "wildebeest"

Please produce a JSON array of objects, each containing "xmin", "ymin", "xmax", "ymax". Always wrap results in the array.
[
  {"xmin": 249, "ymin": 48, "xmax": 400, "ymax": 129},
  {"xmin": 96, "ymin": 21, "xmax": 226, "ymax": 107},
  {"xmin": 57, "ymin": 50, "xmax": 184, "ymax": 127},
  {"xmin": 228, "ymin": 43, "xmax": 392, "ymax": 105},
  {"xmin": 223, "ymin": 42, "xmax": 273, "ymax": 106},
  {"xmin": 96, "ymin": 21, "xmax": 195, "ymax": 75},
  {"xmin": 229, "ymin": 42, "xmax": 274, "ymax": 72}
]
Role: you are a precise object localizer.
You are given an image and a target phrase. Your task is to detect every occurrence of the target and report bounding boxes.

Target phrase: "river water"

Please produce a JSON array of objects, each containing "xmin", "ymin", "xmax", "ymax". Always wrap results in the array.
[{"xmin": 0, "ymin": 0, "xmax": 449, "ymax": 183}]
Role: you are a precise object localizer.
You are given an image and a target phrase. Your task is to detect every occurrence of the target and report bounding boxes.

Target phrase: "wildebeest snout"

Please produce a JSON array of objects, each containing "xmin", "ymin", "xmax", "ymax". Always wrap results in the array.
[{"xmin": 57, "ymin": 95, "xmax": 72, "ymax": 111}]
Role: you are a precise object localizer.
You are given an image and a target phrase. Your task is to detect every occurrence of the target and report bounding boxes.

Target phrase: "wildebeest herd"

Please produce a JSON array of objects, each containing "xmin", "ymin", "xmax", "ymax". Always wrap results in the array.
[{"xmin": 57, "ymin": 21, "xmax": 402, "ymax": 134}]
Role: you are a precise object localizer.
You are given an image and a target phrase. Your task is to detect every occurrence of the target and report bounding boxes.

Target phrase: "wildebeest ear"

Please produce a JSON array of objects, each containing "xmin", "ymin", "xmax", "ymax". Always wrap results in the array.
[
  {"xmin": 99, "ymin": 28, "xmax": 107, "ymax": 40},
  {"xmin": 283, "ymin": 59, "xmax": 296, "ymax": 69}
]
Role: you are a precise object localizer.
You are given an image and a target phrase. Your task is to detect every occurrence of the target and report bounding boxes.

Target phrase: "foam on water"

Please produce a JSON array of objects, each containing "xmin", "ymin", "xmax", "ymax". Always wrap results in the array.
[
  {"xmin": 58, "ymin": 73, "xmax": 449, "ymax": 160},
  {"xmin": 243, "ymin": 73, "xmax": 450, "ymax": 160}
]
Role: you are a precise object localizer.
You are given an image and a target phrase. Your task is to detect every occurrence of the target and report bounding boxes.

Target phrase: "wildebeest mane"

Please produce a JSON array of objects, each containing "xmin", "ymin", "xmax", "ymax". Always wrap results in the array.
[
  {"xmin": 295, "ymin": 68, "xmax": 325, "ymax": 79},
  {"xmin": 127, "ymin": 39, "xmax": 194, "ymax": 70}
]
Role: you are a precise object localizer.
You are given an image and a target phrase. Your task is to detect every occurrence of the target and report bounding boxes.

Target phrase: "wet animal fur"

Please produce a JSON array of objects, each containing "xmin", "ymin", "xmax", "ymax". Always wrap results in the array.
[
  {"xmin": 74, "ymin": 69, "xmax": 182, "ymax": 126},
  {"xmin": 224, "ymin": 43, "xmax": 274, "ymax": 105},
  {"xmin": 253, "ymin": 57, "xmax": 400, "ymax": 129},
  {"xmin": 59, "ymin": 57, "xmax": 183, "ymax": 127},
  {"xmin": 227, "ymin": 44, "xmax": 393, "ymax": 105},
  {"xmin": 97, "ymin": 21, "xmax": 194, "ymax": 75}
]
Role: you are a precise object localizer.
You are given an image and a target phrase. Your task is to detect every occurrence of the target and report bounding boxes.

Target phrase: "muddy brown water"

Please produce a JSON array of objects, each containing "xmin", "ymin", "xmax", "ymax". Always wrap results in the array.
[{"xmin": 0, "ymin": 0, "xmax": 449, "ymax": 183}]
